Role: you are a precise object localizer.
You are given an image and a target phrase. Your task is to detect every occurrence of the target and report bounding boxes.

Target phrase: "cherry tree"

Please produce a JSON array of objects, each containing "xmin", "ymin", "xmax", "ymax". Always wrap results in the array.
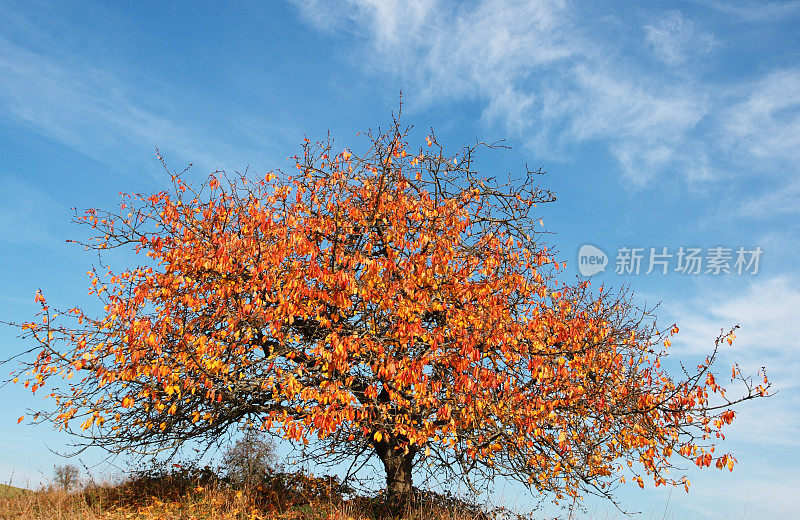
[{"xmin": 9, "ymin": 117, "xmax": 769, "ymax": 510}]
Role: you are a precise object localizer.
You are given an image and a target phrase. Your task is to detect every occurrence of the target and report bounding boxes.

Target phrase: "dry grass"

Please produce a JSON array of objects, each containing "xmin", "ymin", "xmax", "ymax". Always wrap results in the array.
[
  {"xmin": 0, "ymin": 483, "xmax": 263, "ymax": 519},
  {"xmin": 0, "ymin": 469, "xmax": 495, "ymax": 520},
  {"xmin": 0, "ymin": 483, "xmax": 29, "ymax": 497}
]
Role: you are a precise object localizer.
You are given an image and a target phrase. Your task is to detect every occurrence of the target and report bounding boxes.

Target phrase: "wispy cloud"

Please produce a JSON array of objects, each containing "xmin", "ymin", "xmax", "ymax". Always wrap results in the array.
[
  {"xmin": 565, "ymin": 64, "xmax": 709, "ymax": 183},
  {"xmin": 667, "ymin": 276, "xmax": 800, "ymax": 360},
  {"xmin": 663, "ymin": 275, "xmax": 800, "ymax": 450},
  {"xmin": 740, "ymin": 178, "xmax": 800, "ymax": 216},
  {"xmin": 0, "ymin": 175, "xmax": 61, "ymax": 247},
  {"xmin": 295, "ymin": 1, "xmax": 680, "ymax": 182},
  {"xmin": 0, "ymin": 36, "xmax": 280, "ymax": 178},
  {"xmin": 293, "ymin": 0, "xmax": 800, "ymax": 188},
  {"xmin": 696, "ymin": 0, "xmax": 800, "ymax": 23},
  {"xmin": 645, "ymin": 275, "xmax": 800, "ymax": 518},
  {"xmin": 645, "ymin": 10, "xmax": 716, "ymax": 66},
  {"xmin": 720, "ymin": 68, "xmax": 800, "ymax": 165},
  {"xmin": 295, "ymin": 0, "xmax": 710, "ymax": 183},
  {"xmin": 672, "ymin": 461, "xmax": 800, "ymax": 520}
]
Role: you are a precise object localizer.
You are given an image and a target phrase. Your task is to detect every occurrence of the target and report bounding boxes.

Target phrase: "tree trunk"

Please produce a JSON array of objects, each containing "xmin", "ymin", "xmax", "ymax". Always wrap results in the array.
[{"xmin": 376, "ymin": 440, "xmax": 415, "ymax": 514}]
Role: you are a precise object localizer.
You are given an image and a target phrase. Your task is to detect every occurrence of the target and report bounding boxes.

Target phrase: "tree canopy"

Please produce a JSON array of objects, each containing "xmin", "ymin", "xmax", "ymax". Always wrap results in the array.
[{"xmin": 9, "ymin": 117, "xmax": 769, "ymax": 510}]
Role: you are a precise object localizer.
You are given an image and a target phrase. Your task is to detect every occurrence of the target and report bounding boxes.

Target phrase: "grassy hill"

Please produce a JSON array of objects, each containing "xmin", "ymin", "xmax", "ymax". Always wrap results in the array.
[
  {"xmin": 0, "ymin": 483, "xmax": 28, "ymax": 496},
  {"xmin": 0, "ymin": 467, "xmax": 491, "ymax": 520}
]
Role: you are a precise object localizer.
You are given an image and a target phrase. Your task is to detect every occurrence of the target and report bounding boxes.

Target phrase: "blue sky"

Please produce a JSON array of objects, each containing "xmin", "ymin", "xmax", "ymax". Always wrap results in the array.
[{"xmin": 1, "ymin": 1, "xmax": 798, "ymax": 518}]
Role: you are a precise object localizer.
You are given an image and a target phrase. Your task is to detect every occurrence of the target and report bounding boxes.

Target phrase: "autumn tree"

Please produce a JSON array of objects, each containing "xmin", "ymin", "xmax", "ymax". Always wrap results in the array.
[{"xmin": 8, "ymin": 117, "xmax": 769, "ymax": 512}]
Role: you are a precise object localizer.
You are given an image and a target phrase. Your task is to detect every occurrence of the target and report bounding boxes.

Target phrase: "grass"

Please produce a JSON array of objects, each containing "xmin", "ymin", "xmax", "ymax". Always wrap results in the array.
[
  {"xmin": 0, "ymin": 467, "xmax": 497, "ymax": 520},
  {"xmin": 0, "ymin": 483, "xmax": 29, "ymax": 497}
]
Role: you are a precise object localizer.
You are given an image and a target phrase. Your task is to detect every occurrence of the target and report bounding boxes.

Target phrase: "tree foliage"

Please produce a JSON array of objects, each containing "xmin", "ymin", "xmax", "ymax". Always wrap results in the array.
[{"xmin": 9, "ymin": 117, "xmax": 769, "ymax": 509}]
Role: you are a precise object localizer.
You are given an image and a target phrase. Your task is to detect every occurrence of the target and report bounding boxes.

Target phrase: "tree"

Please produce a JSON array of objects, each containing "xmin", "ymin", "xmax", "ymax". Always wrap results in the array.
[
  {"xmin": 54, "ymin": 464, "xmax": 79, "ymax": 491},
  {"xmin": 9, "ymin": 116, "xmax": 769, "ymax": 512},
  {"xmin": 221, "ymin": 428, "xmax": 278, "ymax": 487}
]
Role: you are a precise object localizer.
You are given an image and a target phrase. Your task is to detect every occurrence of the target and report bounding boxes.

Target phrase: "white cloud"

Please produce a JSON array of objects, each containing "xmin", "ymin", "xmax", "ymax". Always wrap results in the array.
[
  {"xmin": 643, "ymin": 275, "xmax": 800, "ymax": 518},
  {"xmin": 565, "ymin": 65, "xmax": 709, "ymax": 183},
  {"xmin": 671, "ymin": 461, "xmax": 800, "ymax": 519},
  {"xmin": 0, "ymin": 175, "xmax": 61, "ymax": 247},
  {"xmin": 721, "ymin": 69, "xmax": 800, "ymax": 165},
  {"xmin": 0, "ymin": 37, "xmax": 278, "ymax": 177},
  {"xmin": 740, "ymin": 178, "xmax": 800, "ymax": 216},
  {"xmin": 697, "ymin": 0, "xmax": 800, "ymax": 23},
  {"xmin": 645, "ymin": 10, "xmax": 716, "ymax": 66},
  {"xmin": 290, "ymin": 1, "xmax": 720, "ymax": 184},
  {"xmin": 663, "ymin": 277, "xmax": 800, "ymax": 444},
  {"xmin": 668, "ymin": 276, "xmax": 799, "ymax": 355},
  {"xmin": 293, "ymin": 1, "xmax": 800, "ymax": 189}
]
